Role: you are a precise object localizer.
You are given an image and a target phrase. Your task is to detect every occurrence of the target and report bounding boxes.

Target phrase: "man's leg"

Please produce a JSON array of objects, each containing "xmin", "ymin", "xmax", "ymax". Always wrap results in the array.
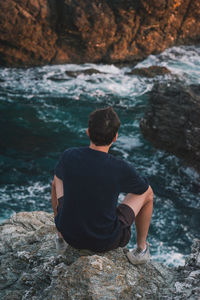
[{"xmin": 121, "ymin": 186, "xmax": 153, "ymax": 250}]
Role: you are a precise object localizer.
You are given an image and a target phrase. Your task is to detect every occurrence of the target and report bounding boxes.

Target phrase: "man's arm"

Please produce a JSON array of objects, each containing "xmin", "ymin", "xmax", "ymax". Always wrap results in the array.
[{"xmin": 51, "ymin": 175, "xmax": 64, "ymax": 217}]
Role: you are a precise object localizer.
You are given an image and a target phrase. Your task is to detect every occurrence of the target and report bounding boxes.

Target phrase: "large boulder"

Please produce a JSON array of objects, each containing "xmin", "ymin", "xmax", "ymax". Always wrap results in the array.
[
  {"xmin": 0, "ymin": 0, "xmax": 200, "ymax": 66},
  {"xmin": 140, "ymin": 82, "xmax": 200, "ymax": 172},
  {"xmin": 0, "ymin": 211, "xmax": 199, "ymax": 299}
]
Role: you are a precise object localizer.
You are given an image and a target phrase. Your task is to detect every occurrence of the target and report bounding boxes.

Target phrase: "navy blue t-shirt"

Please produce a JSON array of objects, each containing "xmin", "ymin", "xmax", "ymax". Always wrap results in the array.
[{"xmin": 54, "ymin": 147, "xmax": 149, "ymax": 251}]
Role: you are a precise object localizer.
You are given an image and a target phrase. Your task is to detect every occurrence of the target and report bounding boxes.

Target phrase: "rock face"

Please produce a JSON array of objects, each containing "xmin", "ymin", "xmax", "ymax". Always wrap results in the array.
[
  {"xmin": 172, "ymin": 239, "xmax": 200, "ymax": 299},
  {"xmin": 0, "ymin": 0, "xmax": 200, "ymax": 66},
  {"xmin": 140, "ymin": 82, "xmax": 200, "ymax": 172},
  {"xmin": 0, "ymin": 212, "xmax": 199, "ymax": 300}
]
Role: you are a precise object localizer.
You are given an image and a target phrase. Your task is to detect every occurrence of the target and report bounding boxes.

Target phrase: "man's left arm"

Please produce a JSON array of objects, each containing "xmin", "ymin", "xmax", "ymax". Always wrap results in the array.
[{"xmin": 51, "ymin": 175, "xmax": 64, "ymax": 217}]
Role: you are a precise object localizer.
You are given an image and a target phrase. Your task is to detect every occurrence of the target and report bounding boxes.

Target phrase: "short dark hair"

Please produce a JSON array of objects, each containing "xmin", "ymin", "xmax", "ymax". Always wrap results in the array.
[{"xmin": 88, "ymin": 107, "xmax": 120, "ymax": 146}]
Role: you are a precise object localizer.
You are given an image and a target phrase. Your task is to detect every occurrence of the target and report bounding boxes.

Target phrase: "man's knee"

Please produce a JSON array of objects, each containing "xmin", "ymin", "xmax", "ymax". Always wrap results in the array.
[
  {"xmin": 121, "ymin": 186, "xmax": 153, "ymax": 217},
  {"xmin": 145, "ymin": 186, "xmax": 154, "ymax": 204}
]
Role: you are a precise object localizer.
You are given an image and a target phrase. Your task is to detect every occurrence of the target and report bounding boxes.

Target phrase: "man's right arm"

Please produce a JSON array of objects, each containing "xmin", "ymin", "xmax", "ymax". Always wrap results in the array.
[{"xmin": 54, "ymin": 175, "xmax": 64, "ymax": 199}]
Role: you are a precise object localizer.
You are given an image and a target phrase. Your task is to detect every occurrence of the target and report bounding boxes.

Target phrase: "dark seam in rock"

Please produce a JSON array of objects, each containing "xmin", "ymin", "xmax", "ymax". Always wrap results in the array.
[
  {"xmin": 176, "ymin": 0, "xmax": 194, "ymax": 42},
  {"xmin": 0, "ymin": 278, "xmax": 18, "ymax": 290}
]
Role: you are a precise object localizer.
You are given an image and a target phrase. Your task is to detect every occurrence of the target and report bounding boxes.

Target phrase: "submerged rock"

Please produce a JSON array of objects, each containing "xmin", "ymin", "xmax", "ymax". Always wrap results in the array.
[
  {"xmin": 65, "ymin": 68, "xmax": 104, "ymax": 78},
  {"xmin": 0, "ymin": 211, "xmax": 199, "ymax": 299},
  {"xmin": 140, "ymin": 82, "xmax": 200, "ymax": 172},
  {"xmin": 126, "ymin": 66, "xmax": 171, "ymax": 78},
  {"xmin": 0, "ymin": 0, "xmax": 200, "ymax": 66}
]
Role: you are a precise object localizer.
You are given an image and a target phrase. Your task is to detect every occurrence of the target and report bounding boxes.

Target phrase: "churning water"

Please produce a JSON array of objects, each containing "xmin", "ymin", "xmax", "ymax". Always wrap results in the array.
[{"xmin": 0, "ymin": 45, "xmax": 200, "ymax": 266}]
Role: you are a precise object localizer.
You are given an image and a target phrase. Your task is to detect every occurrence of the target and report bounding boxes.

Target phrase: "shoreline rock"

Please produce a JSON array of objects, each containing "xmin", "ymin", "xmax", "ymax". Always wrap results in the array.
[
  {"xmin": 0, "ymin": 0, "xmax": 200, "ymax": 67},
  {"xmin": 140, "ymin": 82, "xmax": 200, "ymax": 173},
  {"xmin": 126, "ymin": 66, "xmax": 171, "ymax": 78},
  {"xmin": 0, "ymin": 211, "xmax": 199, "ymax": 299}
]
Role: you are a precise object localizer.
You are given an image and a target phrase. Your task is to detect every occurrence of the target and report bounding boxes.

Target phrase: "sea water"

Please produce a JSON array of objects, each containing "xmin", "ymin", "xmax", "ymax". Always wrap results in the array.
[{"xmin": 0, "ymin": 45, "xmax": 200, "ymax": 266}]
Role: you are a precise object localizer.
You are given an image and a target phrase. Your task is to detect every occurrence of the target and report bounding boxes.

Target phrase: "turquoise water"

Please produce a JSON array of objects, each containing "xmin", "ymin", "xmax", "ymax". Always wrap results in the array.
[{"xmin": 0, "ymin": 45, "xmax": 200, "ymax": 266}]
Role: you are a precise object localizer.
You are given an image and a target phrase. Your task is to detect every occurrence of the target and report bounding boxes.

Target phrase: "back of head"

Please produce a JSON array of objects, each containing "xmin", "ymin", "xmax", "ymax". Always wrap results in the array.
[{"xmin": 88, "ymin": 107, "xmax": 120, "ymax": 146}]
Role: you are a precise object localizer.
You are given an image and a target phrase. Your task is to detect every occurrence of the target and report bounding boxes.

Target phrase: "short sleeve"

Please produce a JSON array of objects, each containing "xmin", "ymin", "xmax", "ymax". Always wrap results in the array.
[
  {"xmin": 120, "ymin": 162, "xmax": 149, "ymax": 195},
  {"xmin": 54, "ymin": 153, "xmax": 64, "ymax": 180}
]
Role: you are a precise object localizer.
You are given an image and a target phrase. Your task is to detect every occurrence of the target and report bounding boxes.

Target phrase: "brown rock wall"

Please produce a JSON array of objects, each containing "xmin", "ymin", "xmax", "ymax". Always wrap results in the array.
[
  {"xmin": 0, "ymin": 0, "xmax": 200, "ymax": 66},
  {"xmin": 0, "ymin": 0, "xmax": 58, "ymax": 66}
]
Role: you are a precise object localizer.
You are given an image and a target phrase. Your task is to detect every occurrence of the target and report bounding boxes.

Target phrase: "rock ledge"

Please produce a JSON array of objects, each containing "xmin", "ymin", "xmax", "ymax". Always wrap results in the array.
[{"xmin": 0, "ymin": 212, "xmax": 199, "ymax": 299}]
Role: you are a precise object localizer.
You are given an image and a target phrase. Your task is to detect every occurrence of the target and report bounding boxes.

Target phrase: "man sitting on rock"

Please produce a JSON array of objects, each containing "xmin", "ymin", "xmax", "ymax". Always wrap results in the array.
[{"xmin": 51, "ymin": 107, "xmax": 153, "ymax": 265}]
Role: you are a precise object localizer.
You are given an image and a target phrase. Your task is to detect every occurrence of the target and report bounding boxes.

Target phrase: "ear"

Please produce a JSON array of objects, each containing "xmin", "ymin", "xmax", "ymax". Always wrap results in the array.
[
  {"xmin": 113, "ymin": 132, "xmax": 118, "ymax": 143},
  {"xmin": 87, "ymin": 128, "xmax": 90, "ymax": 137}
]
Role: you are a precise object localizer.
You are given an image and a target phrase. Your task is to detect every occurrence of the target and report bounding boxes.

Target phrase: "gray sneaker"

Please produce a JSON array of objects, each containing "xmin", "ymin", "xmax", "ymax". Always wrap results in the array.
[
  {"xmin": 126, "ymin": 243, "xmax": 150, "ymax": 265},
  {"xmin": 55, "ymin": 235, "xmax": 68, "ymax": 253}
]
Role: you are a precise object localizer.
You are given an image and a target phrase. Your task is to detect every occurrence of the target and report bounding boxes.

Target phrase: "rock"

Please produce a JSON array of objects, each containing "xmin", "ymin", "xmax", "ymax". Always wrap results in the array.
[
  {"xmin": 171, "ymin": 239, "xmax": 200, "ymax": 300},
  {"xmin": 47, "ymin": 76, "xmax": 70, "ymax": 82},
  {"xmin": 126, "ymin": 66, "xmax": 171, "ymax": 78},
  {"xmin": 0, "ymin": 211, "xmax": 199, "ymax": 299},
  {"xmin": 0, "ymin": 0, "xmax": 200, "ymax": 66},
  {"xmin": 0, "ymin": 212, "xmax": 171, "ymax": 299},
  {"xmin": 140, "ymin": 82, "xmax": 200, "ymax": 172},
  {"xmin": 65, "ymin": 68, "xmax": 104, "ymax": 78},
  {"xmin": 46, "ymin": 69, "xmax": 103, "ymax": 81}
]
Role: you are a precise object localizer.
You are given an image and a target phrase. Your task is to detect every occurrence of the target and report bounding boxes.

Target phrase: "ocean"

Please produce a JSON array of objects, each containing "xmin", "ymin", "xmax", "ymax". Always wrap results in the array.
[{"xmin": 0, "ymin": 45, "xmax": 200, "ymax": 266}]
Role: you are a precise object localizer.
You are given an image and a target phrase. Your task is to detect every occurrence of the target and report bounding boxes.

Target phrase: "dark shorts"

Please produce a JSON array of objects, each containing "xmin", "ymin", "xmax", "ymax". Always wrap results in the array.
[
  {"xmin": 109, "ymin": 203, "xmax": 135, "ymax": 250},
  {"xmin": 55, "ymin": 198, "xmax": 135, "ymax": 251}
]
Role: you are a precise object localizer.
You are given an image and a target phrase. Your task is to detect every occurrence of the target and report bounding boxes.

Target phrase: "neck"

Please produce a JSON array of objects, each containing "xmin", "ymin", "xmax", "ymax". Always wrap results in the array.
[{"xmin": 89, "ymin": 142, "xmax": 111, "ymax": 153}]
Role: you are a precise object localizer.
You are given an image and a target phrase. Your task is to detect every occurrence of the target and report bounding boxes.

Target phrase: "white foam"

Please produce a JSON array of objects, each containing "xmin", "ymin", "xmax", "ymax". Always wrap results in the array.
[
  {"xmin": 117, "ymin": 135, "xmax": 142, "ymax": 151},
  {"xmin": 135, "ymin": 45, "xmax": 200, "ymax": 84},
  {"xmin": 153, "ymin": 251, "xmax": 185, "ymax": 267}
]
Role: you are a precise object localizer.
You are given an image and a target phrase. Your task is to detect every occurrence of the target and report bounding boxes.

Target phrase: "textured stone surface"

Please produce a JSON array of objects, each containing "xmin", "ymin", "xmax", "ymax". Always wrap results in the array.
[
  {"xmin": 140, "ymin": 82, "xmax": 200, "ymax": 172},
  {"xmin": 126, "ymin": 66, "xmax": 171, "ymax": 77},
  {"xmin": 0, "ymin": 0, "xmax": 200, "ymax": 66},
  {"xmin": 168, "ymin": 239, "xmax": 200, "ymax": 300},
  {"xmin": 0, "ymin": 212, "xmax": 199, "ymax": 299}
]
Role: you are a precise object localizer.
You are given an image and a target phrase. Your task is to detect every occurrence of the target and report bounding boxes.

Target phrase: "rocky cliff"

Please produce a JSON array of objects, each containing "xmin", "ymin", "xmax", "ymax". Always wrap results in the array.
[
  {"xmin": 0, "ymin": 211, "xmax": 199, "ymax": 299},
  {"xmin": 140, "ymin": 82, "xmax": 200, "ymax": 172},
  {"xmin": 0, "ymin": 0, "xmax": 200, "ymax": 67}
]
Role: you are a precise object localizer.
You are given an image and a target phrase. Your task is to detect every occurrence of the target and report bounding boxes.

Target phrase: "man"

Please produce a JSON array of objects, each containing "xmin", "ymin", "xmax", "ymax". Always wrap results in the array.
[{"xmin": 51, "ymin": 107, "xmax": 153, "ymax": 265}]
